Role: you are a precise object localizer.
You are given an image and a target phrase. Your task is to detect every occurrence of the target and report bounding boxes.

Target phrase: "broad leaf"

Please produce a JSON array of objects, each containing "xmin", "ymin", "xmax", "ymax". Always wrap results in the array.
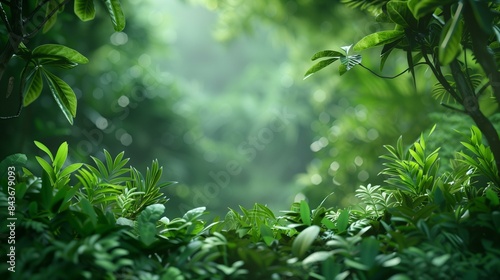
[
  {"xmin": 353, "ymin": 30, "xmax": 405, "ymax": 51},
  {"xmin": 0, "ymin": 154, "xmax": 27, "ymax": 179},
  {"xmin": 23, "ymin": 69, "xmax": 43, "ymax": 106},
  {"xmin": 408, "ymin": 0, "xmax": 455, "ymax": 19},
  {"xmin": 137, "ymin": 204, "xmax": 165, "ymax": 246},
  {"xmin": 336, "ymin": 209, "xmax": 349, "ymax": 232},
  {"xmin": 387, "ymin": 1, "xmax": 416, "ymax": 28},
  {"xmin": 42, "ymin": 70, "xmax": 77, "ymax": 124},
  {"xmin": 439, "ymin": 3, "xmax": 463, "ymax": 65},
  {"xmin": 292, "ymin": 225, "xmax": 320, "ymax": 258},
  {"xmin": 102, "ymin": 0, "xmax": 126, "ymax": 31},
  {"xmin": 74, "ymin": 0, "xmax": 96, "ymax": 21},
  {"xmin": 33, "ymin": 44, "xmax": 89, "ymax": 64}
]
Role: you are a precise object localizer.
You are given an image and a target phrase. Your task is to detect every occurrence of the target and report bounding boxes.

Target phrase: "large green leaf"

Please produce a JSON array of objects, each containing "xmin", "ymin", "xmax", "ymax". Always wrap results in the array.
[
  {"xmin": 23, "ymin": 69, "xmax": 43, "ymax": 106},
  {"xmin": 42, "ymin": 70, "xmax": 77, "ymax": 124},
  {"xmin": 353, "ymin": 30, "xmax": 405, "ymax": 52},
  {"xmin": 0, "ymin": 154, "xmax": 27, "ymax": 179},
  {"xmin": 387, "ymin": 1, "xmax": 416, "ymax": 28},
  {"xmin": 102, "ymin": 0, "xmax": 126, "ymax": 31},
  {"xmin": 292, "ymin": 225, "xmax": 320, "ymax": 258},
  {"xmin": 33, "ymin": 44, "xmax": 89, "ymax": 64},
  {"xmin": 407, "ymin": 0, "xmax": 456, "ymax": 19},
  {"xmin": 439, "ymin": 3, "xmax": 463, "ymax": 65},
  {"xmin": 74, "ymin": 0, "xmax": 96, "ymax": 21},
  {"xmin": 137, "ymin": 204, "xmax": 165, "ymax": 246},
  {"xmin": 53, "ymin": 142, "xmax": 68, "ymax": 173}
]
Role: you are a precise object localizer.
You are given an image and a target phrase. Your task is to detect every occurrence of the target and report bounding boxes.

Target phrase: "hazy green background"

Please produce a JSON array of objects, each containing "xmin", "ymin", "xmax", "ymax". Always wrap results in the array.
[{"xmin": 1, "ymin": 0, "xmax": 452, "ymax": 218}]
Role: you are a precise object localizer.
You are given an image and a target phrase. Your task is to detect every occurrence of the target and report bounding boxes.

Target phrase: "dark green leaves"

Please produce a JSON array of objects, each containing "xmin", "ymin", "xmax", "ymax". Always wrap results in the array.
[
  {"xmin": 102, "ymin": 0, "xmax": 126, "ymax": 31},
  {"xmin": 75, "ymin": 0, "xmax": 96, "ymax": 21},
  {"xmin": 408, "ymin": 0, "xmax": 456, "ymax": 19},
  {"xmin": 386, "ymin": 1, "xmax": 417, "ymax": 28},
  {"xmin": 21, "ymin": 44, "xmax": 87, "ymax": 124},
  {"xmin": 23, "ymin": 69, "xmax": 43, "ymax": 106},
  {"xmin": 304, "ymin": 45, "xmax": 361, "ymax": 79}
]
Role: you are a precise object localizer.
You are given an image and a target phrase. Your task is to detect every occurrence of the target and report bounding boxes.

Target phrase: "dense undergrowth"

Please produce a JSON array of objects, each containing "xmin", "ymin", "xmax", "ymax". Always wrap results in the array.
[{"xmin": 1, "ymin": 125, "xmax": 499, "ymax": 279}]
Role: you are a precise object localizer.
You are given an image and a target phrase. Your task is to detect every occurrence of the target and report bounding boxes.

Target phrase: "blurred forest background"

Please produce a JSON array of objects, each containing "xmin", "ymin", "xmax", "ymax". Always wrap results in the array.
[{"xmin": 0, "ymin": 0, "xmax": 466, "ymax": 218}]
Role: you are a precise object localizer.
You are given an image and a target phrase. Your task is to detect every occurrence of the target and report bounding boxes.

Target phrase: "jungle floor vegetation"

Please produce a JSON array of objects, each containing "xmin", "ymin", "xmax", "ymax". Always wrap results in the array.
[{"xmin": 1, "ymin": 125, "xmax": 499, "ymax": 279}]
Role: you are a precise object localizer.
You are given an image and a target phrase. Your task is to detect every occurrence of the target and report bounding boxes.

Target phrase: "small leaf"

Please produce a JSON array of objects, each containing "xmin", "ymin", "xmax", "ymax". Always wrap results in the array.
[
  {"xmin": 36, "ymin": 156, "xmax": 55, "ymax": 184},
  {"xmin": 79, "ymin": 197, "xmax": 97, "ymax": 226},
  {"xmin": 431, "ymin": 254, "xmax": 450, "ymax": 267},
  {"xmin": 42, "ymin": 70, "xmax": 77, "ymax": 124},
  {"xmin": 304, "ymin": 58, "xmax": 339, "ymax": 79},
  {"xmin": 33, "ymin": 44, "xmax": 89, "ymax": 64},
  {"xmin": 53, "ymin": 142, "xmax": 68, "ymax": 173},
  {"xmin": 292, "ymin": 225, "xmax": 320, "ymax": 258},
  {"xmin": 353, "ymin": 30, "xmax": 405, "ymax": 51},
  {"xmin": 74, "ymin": 0, "xmax": 96, "ymax": 21},
  {"xmin": 102, "ymin": 0, "xmax": 126, "ymax": 31},
  {"xmin": 23, "ymin": 69, "xmax": 43, "ymax": 106},
  {"xmin": 34, "ymin": 141, "xmax": 54, "ymax": 162},
  {"xmin": 58, "ymin": 163, "xmax": 83, "ymax": 179}
]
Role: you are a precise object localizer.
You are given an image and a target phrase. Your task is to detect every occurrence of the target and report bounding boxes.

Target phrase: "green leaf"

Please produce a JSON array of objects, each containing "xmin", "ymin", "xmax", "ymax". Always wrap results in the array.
[
  {"xmin": 36, "ymin": 156, "xmax": 55, "ymax": 184},
  {"xmin": 183, "ymin": 206, "xmax": 206, "ymax": 221},
  {"xmin": 23, "ymin": 69, "xmax": 43, "ymax": 106},
  {"xmin": 42, "ymin": 70, "xmax": 77, "ymax": 124},
  {"xmin": 137, "ymin": 204, "xmax": 165, "ymax": 246},
  {"xmin": 300, "ymin": 200, "xmax": 311, "ymax": 225},
  {"xmin": 43, "ymin": 0, "xmax": 62, "ymax": 33},
  {"xmin": 33, "ymin": 44, "xmax": 89, "ymax": 64},
  {"xmin": 311, "ymin": 50, "xmax": 343, "ymax": 61},
  {"xmin": 53, "ymin": 142, "xmax": 68, "ymax": 173},
  {"xmin": 58, "ymin": 163, "xmax": 83, "ymax": 179},
  {"xmin": 387, "ymin": 1, "xmax": 416, "ymax": 27},
  {"xmin": 40, "ymin": 171, "xmax": 53, "ymax": 210},
  {"xmin": 486, "ymin": 188, "xmax": 499, "ymax": 206},
  {"xmin": 0, "ymin": 154, "xmax": 27, "ymax": 179},
  {"xmin": 336, "ymin": 209, "xmax": 349, "ymax": 232},
  {"xmin": 360, "ymin": 237, "xmax": 379, "ymax": 268},
  {"xmin": 408, "ymin": 0, "xmax": 455, "ymax": 19},
  {"xmin": 353, "ymin": 30, "xmax": 405, "ymax": 51},
  {"xmin": 74, "ymin": 0, "xmax": 96, "ymax": 21},
  {"xmin": 302, "ymin": 251, "xmax": 333, "ymax": 266},
  {"xmin": 304, "ymin": 58, "xmax": 339, "ymax": 79},
  {"xmin": 34, "ymin": 141, "xmax": 54, "ymax": 162},
  {"xmin": 79, "ymin": 197, "xmax": 97, "ymax": 225},
  {"xmin": 292, "ymin": 225, "xmax": 320, "ymax": 258},
  {"xmin": 260, "ymin": 224, "xmax": 275, "ymax": 246},
  {"xmin": 102, "ymin": 0, "xmax": 126, "ymax": 31},
  {"xmin": 439, "ymin": 3, "xmax": 463, "ymax": 66}
]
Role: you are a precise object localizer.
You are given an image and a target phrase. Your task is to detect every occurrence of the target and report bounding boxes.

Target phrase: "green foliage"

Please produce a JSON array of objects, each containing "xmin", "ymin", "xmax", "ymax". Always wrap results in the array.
[{"xmin": 2, "ymin": 127, "xmax": 500, "ymax": 278}]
